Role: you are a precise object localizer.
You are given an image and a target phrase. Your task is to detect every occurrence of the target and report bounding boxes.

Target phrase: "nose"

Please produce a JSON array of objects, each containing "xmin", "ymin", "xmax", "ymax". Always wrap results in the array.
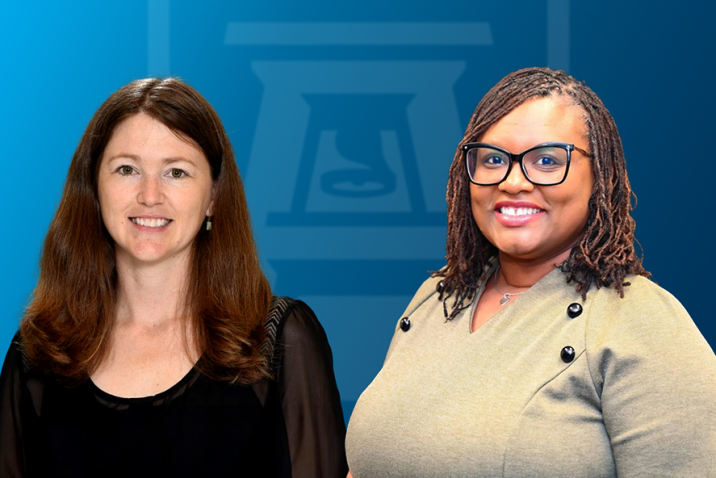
[
  {"xmin": 137, "ymin": 175, "xmax": 165, "ymax": 206},
  {"xmin": 498, "ymin": 161, "xmax": 534, "ymax": 194}
]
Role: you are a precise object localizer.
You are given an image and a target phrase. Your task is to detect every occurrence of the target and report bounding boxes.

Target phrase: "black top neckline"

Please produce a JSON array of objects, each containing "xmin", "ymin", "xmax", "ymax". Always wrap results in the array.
[{"xmin": 87, "ymin": 364, "xmax": 202, "ymax": 408}]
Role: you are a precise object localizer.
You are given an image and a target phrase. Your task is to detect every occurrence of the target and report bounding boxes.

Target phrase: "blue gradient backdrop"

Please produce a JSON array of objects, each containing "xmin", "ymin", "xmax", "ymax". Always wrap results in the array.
[{"xmin": 1, "ymin": 1, "xmax": 714, "ymax": 421}]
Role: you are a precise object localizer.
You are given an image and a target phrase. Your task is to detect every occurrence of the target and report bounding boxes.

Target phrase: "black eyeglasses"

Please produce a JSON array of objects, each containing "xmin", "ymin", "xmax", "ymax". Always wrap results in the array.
[{"xmin": 463, "ymin": 142, "xmax": 591, "ymax": 186}]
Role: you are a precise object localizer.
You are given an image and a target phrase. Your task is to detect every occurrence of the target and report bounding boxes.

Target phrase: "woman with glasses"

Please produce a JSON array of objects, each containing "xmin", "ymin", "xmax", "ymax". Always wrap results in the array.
[
  {"xmin": 345, "ymin": 67, "xmax": 716, "ymax": 477},
  {"xmin": 0, "ymin": 78, "xmax": 347, "ymax": 477}
]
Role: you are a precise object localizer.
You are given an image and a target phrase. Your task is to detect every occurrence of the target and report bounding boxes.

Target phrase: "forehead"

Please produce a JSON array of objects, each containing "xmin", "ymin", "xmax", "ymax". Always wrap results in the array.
[
  {"xmin": 103, "ymin": 113, "xmax": 205, "ymax": 161},
  {"xmin": 479, "ymin": 96, "xmax": 588, "ymax": 152}
]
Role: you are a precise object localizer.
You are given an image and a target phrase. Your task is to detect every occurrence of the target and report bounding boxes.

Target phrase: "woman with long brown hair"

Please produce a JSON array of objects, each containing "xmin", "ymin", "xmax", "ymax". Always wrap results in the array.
[
  {"xmin": 345, "ymin": 67, "xmax": 716, "ymax": 476},
  {"xmin": 0, "ymin": 78, "xmax": 347, "ymax": 477}
]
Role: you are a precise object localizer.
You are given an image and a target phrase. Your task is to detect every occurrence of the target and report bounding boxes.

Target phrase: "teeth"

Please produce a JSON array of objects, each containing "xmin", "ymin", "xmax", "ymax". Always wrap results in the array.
[
  {"xmin": 131, "ymin": 217, "xmax": 170, "ymax": 228},
  {"xmin": 499, "ymin": 207, "xmax": 542, "ymax": 216}
]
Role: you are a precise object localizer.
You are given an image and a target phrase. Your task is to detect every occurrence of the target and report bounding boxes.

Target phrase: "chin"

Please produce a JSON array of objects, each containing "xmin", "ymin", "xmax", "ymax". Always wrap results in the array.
[
  {"xmin": 118, "ymin": 244, "xmax": 170, "ymax": 264},
  {"xmin": 495, "ymin": 242, "xmax": 545, "ymax": 261}
]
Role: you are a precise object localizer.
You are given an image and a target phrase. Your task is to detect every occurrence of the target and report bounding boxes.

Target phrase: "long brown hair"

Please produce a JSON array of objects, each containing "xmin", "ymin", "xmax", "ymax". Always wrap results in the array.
[
  {"xmin": 20, "ymin": 78, "xmax": 272, "ymax": 384},
  {"xmin": 437, "ymin": 67, "xmax": 649, "ymax": 319}
]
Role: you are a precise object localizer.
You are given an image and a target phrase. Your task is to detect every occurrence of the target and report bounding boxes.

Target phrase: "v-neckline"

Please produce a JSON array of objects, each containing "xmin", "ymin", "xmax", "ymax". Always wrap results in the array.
[{"xmin": 467, "ymin": 261, "xmax": 563, "ymax": 337}]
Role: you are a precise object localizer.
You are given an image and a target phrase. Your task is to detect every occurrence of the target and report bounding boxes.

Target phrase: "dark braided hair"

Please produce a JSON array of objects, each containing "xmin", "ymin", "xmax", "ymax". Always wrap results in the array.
[{"xmin": 436, "ymin": 67, "xmax": 649, "ymax": 320}]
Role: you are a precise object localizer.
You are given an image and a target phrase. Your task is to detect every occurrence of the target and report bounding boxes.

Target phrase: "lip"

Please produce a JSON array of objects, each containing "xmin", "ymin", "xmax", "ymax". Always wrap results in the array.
[{"xmin": 493, "ymin": 201, "xmax": 545, "ymax": 227}]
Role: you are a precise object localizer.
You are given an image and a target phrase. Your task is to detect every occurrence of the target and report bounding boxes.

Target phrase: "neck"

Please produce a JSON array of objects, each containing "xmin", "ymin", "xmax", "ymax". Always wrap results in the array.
[
  {"xmin": 114, "ymin": 251, "xmax": 191, "ymax": 329},
  {"xmin": 498, "ymin": 247, "xmax": 572, "ymax": 289}
]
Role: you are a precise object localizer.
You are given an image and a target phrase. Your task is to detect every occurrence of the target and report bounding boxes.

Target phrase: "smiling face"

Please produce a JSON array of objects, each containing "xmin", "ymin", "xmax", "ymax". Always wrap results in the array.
[
  {"xmin": 469, "ymin": 96, "xmax": 593, "ymax": 264},
  {"xmin": 97, "ymin": 113, "xmax": 214, "ymax": 270}
]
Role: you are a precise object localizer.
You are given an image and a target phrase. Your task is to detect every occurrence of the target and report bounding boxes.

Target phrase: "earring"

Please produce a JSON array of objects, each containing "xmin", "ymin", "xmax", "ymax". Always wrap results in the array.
[{"xmin": 206, "ymin": 216, "xmax": 213, "ymax": 231}]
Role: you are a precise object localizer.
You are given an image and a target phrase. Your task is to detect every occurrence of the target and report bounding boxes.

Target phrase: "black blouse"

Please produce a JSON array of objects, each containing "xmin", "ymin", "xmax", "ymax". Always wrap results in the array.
[{"xmin": 0, "ymin": 301, "xmax": 348, "ymax": 478}]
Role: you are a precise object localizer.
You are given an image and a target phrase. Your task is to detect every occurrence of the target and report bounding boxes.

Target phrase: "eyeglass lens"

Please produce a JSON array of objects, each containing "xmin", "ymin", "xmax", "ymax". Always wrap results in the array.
[{"xmin": 467, "ymin": 145, "xmax": 569, "ymax": 185}]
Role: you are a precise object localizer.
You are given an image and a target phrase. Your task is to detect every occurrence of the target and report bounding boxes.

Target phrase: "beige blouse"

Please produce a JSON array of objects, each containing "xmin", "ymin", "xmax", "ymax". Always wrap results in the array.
[{"xmin": 346, "ymin": 264, "xmax": 716, "ymax": 477}]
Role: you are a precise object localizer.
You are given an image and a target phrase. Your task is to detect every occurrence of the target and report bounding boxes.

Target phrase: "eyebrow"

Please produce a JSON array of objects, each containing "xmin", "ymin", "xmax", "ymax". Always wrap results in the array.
[{"xmin": 105, "ymin": 154, "xmax": 198, "ymax": 167}]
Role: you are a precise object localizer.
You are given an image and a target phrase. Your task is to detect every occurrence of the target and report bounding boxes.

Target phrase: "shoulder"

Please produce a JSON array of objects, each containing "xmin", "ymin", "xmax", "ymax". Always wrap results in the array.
[
  {"xmin": 398, "ymin": 259, "xmax": 497, "ymax": 326},
  {"xmin": 586, "ymin": 275, "xmax": 697, "ymax": 338},
  {"xmin": 273, "ymin": 299, "xmax": 330, "ymax": 353},
  {"xmin": 270, "ymin": 298, "xmax": 338, "ymax": 387},
  {"xmin": 0, "ymin": 331, "xmax": 31, "ymax": 401},
  {"xmin": 399, "ymin": 274, "xmax": 445, "ymax": 320},
  {"xmin": 610, "ymin": 275, "xmax": 685, "ymax": 311},
  {"xmin": 377, "ymin": 273, "xmax": 450, "ymax": 362},
  {"xmin": 584, "ymin": 275, "xmax": 716, "ymax": 383},
  {"xmin": 1, "ymin": 332, "xmax": 27, "ymax": 375}
]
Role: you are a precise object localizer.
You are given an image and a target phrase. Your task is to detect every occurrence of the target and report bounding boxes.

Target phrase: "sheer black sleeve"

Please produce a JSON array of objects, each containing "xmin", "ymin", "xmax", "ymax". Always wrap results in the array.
[
  {"xmin": 275, "ymin": 301, "xmax": 348, "ymax": 478},
  {"xmin": 0, "ymin": 333, "xmax": 27, "ymax": 478}
]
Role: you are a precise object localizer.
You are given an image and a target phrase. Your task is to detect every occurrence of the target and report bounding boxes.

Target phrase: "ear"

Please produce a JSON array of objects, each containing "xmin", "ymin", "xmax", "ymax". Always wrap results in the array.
[{"xmin": 206, "ymin": 184, "xmax": 216, "ymax": 217}]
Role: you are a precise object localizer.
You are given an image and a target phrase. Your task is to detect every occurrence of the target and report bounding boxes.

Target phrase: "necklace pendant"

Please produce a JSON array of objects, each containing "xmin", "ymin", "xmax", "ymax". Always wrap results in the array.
[{"xmin": 499, "ymin": 294, "xmax": 511, "ymax": 306}]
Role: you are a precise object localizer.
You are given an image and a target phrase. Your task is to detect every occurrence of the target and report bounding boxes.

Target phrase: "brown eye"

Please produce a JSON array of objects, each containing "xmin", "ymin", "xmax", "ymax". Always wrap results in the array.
[{"xmin": 118, "ymin": 166, "xmax": 134, "ymax": 175}]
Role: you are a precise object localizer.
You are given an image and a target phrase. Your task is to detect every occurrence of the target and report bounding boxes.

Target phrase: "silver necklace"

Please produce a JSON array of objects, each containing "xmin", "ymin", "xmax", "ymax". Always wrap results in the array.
[{"xmin": 493, "ymin": 266, "xmax": 527, "ymax": 306}]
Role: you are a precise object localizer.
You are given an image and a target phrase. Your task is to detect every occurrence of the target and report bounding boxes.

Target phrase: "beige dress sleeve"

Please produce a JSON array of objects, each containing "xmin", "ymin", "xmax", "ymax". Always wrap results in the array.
[{"xmin": 585, "ymin": 276, "xmax": 716, "ymax": 476}]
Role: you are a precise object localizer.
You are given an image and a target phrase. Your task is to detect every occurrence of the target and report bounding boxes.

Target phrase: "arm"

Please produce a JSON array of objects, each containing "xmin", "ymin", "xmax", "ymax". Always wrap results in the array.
[
  {"xmin": 276, "ymin": 301, "xmax": 348, "ymax": 478},
  {"xmin": 0, "ymin": 333, "xmax": 27, "ymax": 478},
  {"xmin": 586, "ymin": 281, "xmax": 716, "ymax": 476}
]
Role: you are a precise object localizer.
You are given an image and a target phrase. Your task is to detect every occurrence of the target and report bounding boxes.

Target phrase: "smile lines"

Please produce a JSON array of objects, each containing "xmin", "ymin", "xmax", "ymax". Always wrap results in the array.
[{"xmin": 130, "ymin": 217, "xmax": 171, "ymax": 228}]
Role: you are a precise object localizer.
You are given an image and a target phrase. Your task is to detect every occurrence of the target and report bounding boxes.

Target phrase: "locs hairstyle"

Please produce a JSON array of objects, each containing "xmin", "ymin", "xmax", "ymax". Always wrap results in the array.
[
  {"xmin": 436, "ymin": 67, "xmax": 649, "ymax": 320},
  {"xmin": 21, "ymin": 78, "xmax": 273, "ymax": 384}
]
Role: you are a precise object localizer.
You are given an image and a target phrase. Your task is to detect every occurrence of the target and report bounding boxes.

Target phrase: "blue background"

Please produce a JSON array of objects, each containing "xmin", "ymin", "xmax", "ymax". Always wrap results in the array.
[{"xmin": 1, "ymin": 1, "xmax": 714, "ymax": 422}]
